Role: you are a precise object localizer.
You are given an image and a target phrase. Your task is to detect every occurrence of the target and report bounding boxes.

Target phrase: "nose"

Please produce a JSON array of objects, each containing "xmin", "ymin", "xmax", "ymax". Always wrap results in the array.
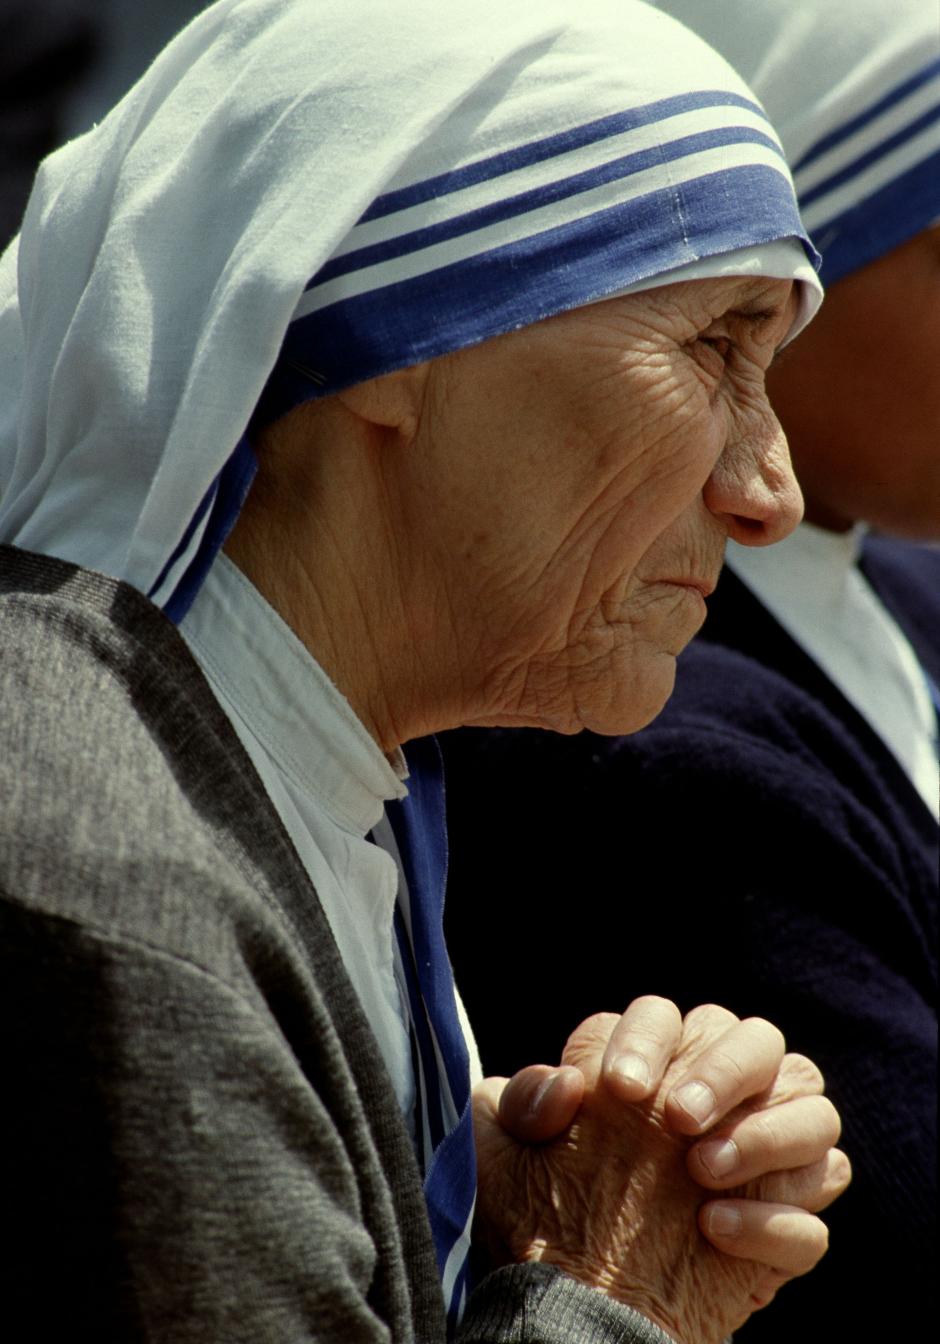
[{"xmin": 702, "ymin": 410, "xmax": 803, "ymax": 546}]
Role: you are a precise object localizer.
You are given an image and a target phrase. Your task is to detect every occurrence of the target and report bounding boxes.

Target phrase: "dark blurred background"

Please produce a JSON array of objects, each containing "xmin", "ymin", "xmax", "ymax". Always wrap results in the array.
[{"xmin": 1, "ymin": 0, "xmax": 207, "ymax": 249}]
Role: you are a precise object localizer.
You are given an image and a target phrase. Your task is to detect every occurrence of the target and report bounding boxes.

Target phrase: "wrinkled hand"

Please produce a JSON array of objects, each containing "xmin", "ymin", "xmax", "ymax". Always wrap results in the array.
[{"xmin": 472, "ymin": 997, "xmax": 850, "ymax": 1344}]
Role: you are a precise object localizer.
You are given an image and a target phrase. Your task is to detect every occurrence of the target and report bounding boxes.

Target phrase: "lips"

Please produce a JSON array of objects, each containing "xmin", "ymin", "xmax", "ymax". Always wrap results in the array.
[{"xmin": 662, "ymin": 575, "xmax": 718, "ymax": 598}]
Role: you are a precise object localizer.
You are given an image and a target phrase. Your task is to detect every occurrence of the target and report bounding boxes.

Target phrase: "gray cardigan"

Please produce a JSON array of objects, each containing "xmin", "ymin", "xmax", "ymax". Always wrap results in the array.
[{"xmin": 0, "ymin": 545, "xmax": 668, "ymax": 1344}]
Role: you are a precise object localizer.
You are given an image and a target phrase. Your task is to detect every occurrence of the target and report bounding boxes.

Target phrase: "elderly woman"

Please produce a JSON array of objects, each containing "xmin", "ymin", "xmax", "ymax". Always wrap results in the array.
[
  {"xmin": 0, "ymin": 1, "xmax": 849, "ymax": 1340},
  {"xmin": 442, "ymin": 0, "xmax": 937, "ymax": 1335}
]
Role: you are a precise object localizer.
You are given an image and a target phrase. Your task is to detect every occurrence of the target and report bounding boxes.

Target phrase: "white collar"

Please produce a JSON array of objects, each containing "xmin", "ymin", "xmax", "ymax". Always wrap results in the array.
[
  {"xmin": 730, "ymin": 517, "xmax": 865, "ymax": 594},
  {"xmin": 180, "ymin": 553, "xmax": 407, "ymax": 838},
  {"xmin": 0, "ymin": 0, "xmax": 819, "ymax": 613},
  {"xmin": 727, "ymin": 523, "xmax": 939, "ymax": 820}
]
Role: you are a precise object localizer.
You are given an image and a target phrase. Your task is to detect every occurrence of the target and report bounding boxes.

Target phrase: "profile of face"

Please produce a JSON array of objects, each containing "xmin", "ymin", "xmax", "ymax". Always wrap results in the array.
[
  {"xmin": 766, "ymin": 224, "xmax": 940, "ymax": 540},
  {"xmin": 379, "ymin": 274, "xmax": 802, "ymax": 739},
  {"xmin": 241, "ymin": 274, "xmax": 802, "ymax": 748}
]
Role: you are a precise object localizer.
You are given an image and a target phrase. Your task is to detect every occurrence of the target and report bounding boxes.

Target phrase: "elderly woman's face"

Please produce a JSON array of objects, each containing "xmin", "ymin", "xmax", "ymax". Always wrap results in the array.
[{"xmin": 402, "ymin": 274, "xmax": 801, "ymax": 736}]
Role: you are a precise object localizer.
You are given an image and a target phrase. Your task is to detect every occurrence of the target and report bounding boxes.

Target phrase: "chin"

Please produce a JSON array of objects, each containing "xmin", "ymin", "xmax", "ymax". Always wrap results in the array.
[{"xmin": 578, "ymin": 654, "xmax": 678, "ymax": 738}]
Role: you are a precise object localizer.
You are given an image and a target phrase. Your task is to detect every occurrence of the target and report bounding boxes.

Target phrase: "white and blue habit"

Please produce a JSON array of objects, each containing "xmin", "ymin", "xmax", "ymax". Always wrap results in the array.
[{"xmin": 0, "ymin": 0, "xmax": 823, "ymax": 1330}]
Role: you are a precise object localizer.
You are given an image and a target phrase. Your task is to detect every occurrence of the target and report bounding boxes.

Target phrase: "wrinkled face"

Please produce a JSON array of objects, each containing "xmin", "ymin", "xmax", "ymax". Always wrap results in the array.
[
  {"xmin": 402, "ymin": 274, "xmax": 802, "ymax": 736},
  {"xmin": 767, "ymin": 224, "xmax": 940, "ymax": 539}
]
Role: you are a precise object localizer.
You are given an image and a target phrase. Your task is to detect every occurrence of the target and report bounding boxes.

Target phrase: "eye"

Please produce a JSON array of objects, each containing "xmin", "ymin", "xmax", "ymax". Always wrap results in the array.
[
  {"xmin": 699, "ymin": 335, "xmax": 732, "ymax": 361},
  {"xmin": 691, "ymin": 333, "xmax": 734, "ymax": 382}
]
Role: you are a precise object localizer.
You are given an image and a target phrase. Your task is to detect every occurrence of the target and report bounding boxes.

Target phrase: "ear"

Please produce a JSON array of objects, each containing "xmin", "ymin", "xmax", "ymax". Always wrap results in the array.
[{"xmin": 335, "ymin": 364, "xmax": 428, "ymax": 439}]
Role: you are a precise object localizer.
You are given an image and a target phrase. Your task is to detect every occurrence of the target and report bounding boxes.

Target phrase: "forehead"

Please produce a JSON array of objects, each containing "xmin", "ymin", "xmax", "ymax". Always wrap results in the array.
[
  {"xmin": 620, "ymin": 274, "xmax": 798, "ymax": 333},
  {"xmin": 535, "ymin": 275, "xmax": 799, "ymax": 354}
]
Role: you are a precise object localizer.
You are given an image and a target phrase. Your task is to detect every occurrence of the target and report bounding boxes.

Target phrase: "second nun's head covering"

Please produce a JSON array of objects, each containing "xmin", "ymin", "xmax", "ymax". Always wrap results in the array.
[
  {"xmin": 655, "ymin": 0, "xmax": 940, "ymax": 287},
  {"xmin": 0, "ymin": 0, "xmax": 821, "ymax": 621}
]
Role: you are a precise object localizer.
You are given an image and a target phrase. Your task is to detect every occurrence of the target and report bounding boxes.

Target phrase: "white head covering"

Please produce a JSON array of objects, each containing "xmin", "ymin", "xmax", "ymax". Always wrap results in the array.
[
  {"xmin": 0, "ymin": 0, "xmax": 821, "ymax": 621},
  {"xmin": 653, "ymin": 0, "xmax": 940, "ymax": 285}
]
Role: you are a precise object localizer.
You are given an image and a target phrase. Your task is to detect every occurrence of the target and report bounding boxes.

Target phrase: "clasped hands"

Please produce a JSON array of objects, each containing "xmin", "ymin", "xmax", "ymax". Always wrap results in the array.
[{"xmin": 472, "ymin": 996, "xmax": 851, "ymax": 1344}]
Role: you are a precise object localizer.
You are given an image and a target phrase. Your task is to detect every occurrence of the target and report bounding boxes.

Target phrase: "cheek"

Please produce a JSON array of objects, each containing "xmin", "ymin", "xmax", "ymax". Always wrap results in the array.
[
  {"xmin": 619, "ymin": 397, "xmax": 725, "ymax": 558},
  {"xmin": 520, "ymin": 379, "xmax": 721, "ymax": 603},
  {"xmin": 570, "ymin": 582, "xmax": 698, "ymax": 736}
]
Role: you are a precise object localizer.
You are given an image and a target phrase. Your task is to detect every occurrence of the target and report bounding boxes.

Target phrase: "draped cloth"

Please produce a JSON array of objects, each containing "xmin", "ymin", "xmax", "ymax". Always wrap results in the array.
[
  {"xmin": 0, "ymin": 0, "xmax": 821, "ymax": 621},
  {"xmin": 727, "ymin": 526, "xmax": 940, "ymax": 820},
  {"xmin": 0, "ymin": 0, "xmax": 826, "ymax": 1328},
  {"xmin": 384, "ymin": 740, "xmax": 477, "ymax": 1331},
  {"xmin": 653, "ymin": 0, "xmax": 940, "ymax": 285}
]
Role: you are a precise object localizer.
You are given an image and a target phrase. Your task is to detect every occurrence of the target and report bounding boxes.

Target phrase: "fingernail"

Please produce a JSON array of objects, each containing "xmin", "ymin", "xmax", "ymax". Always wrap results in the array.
[
  {"xmin": 611, "ymin": 1053, "xmax": 650, "ymax": 1090},
  {"xmin": 699, "ymin": 1138, "xmax": 739, "ymax": 1179},
  {"xmin": 673, "ymin": 1080, "xmax": 717, "ymax": 1128},
  {"xmin": 707, "ymin": 1205, "xmax": 743, "ymax": 1239},
  {"xmin": 527, "ymin": 1071, "xmax": 560, "ymax": 1117}
]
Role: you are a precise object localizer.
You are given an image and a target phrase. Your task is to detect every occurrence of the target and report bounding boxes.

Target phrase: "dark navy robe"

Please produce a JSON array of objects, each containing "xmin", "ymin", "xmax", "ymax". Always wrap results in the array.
[{"xmin": 442, "ymin": 535, "xmax": 938, "ymax": 1340}]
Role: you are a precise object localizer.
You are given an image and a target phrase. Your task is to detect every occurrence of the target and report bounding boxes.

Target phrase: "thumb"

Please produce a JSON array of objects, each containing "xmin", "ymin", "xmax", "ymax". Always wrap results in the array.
[{"xmin": 497, "ymin": 1065, "xmax": 585, "ymax": 1144}]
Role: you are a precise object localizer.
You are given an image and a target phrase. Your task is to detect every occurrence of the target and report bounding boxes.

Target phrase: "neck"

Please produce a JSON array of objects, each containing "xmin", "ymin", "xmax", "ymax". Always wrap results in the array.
[{"xmin": 223, "ymin": 401, "xmax": 459, "ymax": 754}]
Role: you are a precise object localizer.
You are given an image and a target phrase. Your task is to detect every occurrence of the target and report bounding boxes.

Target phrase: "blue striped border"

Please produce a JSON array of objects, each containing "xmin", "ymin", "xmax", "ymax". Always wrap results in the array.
[
  {"xmin": 148, "ymin": 472, "xmax": 218, "ymax": 603},
  {"xmin": 387, "ymin": 737, "xmax": 470, "ymax": 1107},
  {"xmin": 798, "ymin": 98, "xmax": 940, "ymax": 212},
  {"xmin": 360, "ymin": 89, "xmax": 768, "ymax": 223},
  {"xmin": 423, "ymin": 1106, "xmax": 476, "ymax": 1279},
  {"xmin": 160, "ymin": 434, "xmax": 257, "ymax": 624},
  {"xmin": 394, "ymin": 904, "xmax": 447, "ymax": 1152},
  {"xmin": 315, "ymin": 124, "xmax": 781, "ymax": 287},
  {"xmin": 255, "ymin": 162, "xmax": 812, "ymax": 426},
  {"xmin": 793, "ymin": 56, "xmax": 940, "ymax": 172},
  {"xmin": 813, "ymin": 151, "xmax": 940, "ymax": 286}
]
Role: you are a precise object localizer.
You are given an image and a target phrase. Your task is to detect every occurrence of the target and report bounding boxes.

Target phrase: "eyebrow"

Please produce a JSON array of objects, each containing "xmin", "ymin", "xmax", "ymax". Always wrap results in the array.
[
  {"xmin": 729, "ymin": 292, "xmax": 799, "ymax": 348},
  {"xmin": 720, "ymin": 301, "xmax": 799, "ymax": 367},
  {"xmin": 726, "ymin": 306, "xmax": 784, "ymax": 329}
]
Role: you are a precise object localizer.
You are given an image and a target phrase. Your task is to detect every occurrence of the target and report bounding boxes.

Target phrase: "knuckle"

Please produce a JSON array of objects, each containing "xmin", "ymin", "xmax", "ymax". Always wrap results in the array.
[
  {"xmin": 703, "ymin": 1046, "xmax": 750, "ymax": 1088},
  {"xmin": 813, "ymin": 1095, "xmax": 842, "ymax": 1145},
  {"xmin": 798, "ymin": 1217, "xmax": 830, "ymax": 1274},
  {"xmin": 569, "ymin": 1011, "xmax": 620, "ymax": 1044},
  {"xmin": 683, "ymin": 1002, "xmax": 739, "ymax": 1032},
  {"xmin": 608, "ymin": 998, "xmax": 683, "ymax": 1063},
  {"xmin": 753, "ymin": 1267, "xmax": 792, "ymax": 1306},
  {"xmin": 745, "ymin": 1109, "xmax": 778, "ymax": 1152},
  {"xmin": 562, "ymin": 1012, "xmax": 620, "ymax": 1065},
  {"xmin": 618, "ymin": 1024, "xmax": 674, "ymax": 1051},
  {"xmin": 627, "ymin": 993, "xmax": 679, "ymax": 1017},
  {"xmin": 742, "ymin": 1016, "xmax": 786, "ymax": 1055},
  {"xmin": 781, "ymin": 1052, "xmax": 825, "ymax": 1094},
  {"xmin": 761, "ymin": 1148, "xmax": 851, "ymax": 1212},
  {"xmin": 829, "ymin": 1148, "xmax": 853, "ymax": 1192},
  {"xmin": 767, "ymin": 1211, "xmax": 831, "ymax": 1277}
]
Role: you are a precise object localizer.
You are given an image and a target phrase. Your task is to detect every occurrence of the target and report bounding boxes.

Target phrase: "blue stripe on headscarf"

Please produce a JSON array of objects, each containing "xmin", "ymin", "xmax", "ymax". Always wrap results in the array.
[
  {"xmin": 314, "ymin": 125, "xmax": 783, "ymax": 289},
  {"xmin": 255, "ymin": 162, "xmax": 812, "ymax": 425},
  {"xmin": 359, "ymin": 88, "xmax": 767, "ymax": 223},
  {"xmin": 811, "ymin": 152, "xmax": 940, "ymax": 286},
  {"xmin": 158, "ymin": 434, "xmax": 258, "ymax": 624},
  {"xmin": 793, "ymin": 57, "xmax": 940, "ymax": 171},
  {"xmin": 798, "ymin": 100, "xmax": 940, "ymax": 213}
]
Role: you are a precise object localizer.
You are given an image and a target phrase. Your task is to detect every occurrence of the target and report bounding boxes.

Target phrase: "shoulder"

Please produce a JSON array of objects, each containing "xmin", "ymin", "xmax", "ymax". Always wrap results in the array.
[
  {"xmin": 863, "ymin": 533, "xmax": 940, "ymax": 596},
  {"xmin": 0, "ymin": 550, "xmax": 446, "ymax": 1341},
  {"xmin": 861, "ymin": 535, "xmax": 940, "ymax": 678},
  {"xmin": 0, "ymin": 546, "xmax": 306, "ymax": 989}
]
